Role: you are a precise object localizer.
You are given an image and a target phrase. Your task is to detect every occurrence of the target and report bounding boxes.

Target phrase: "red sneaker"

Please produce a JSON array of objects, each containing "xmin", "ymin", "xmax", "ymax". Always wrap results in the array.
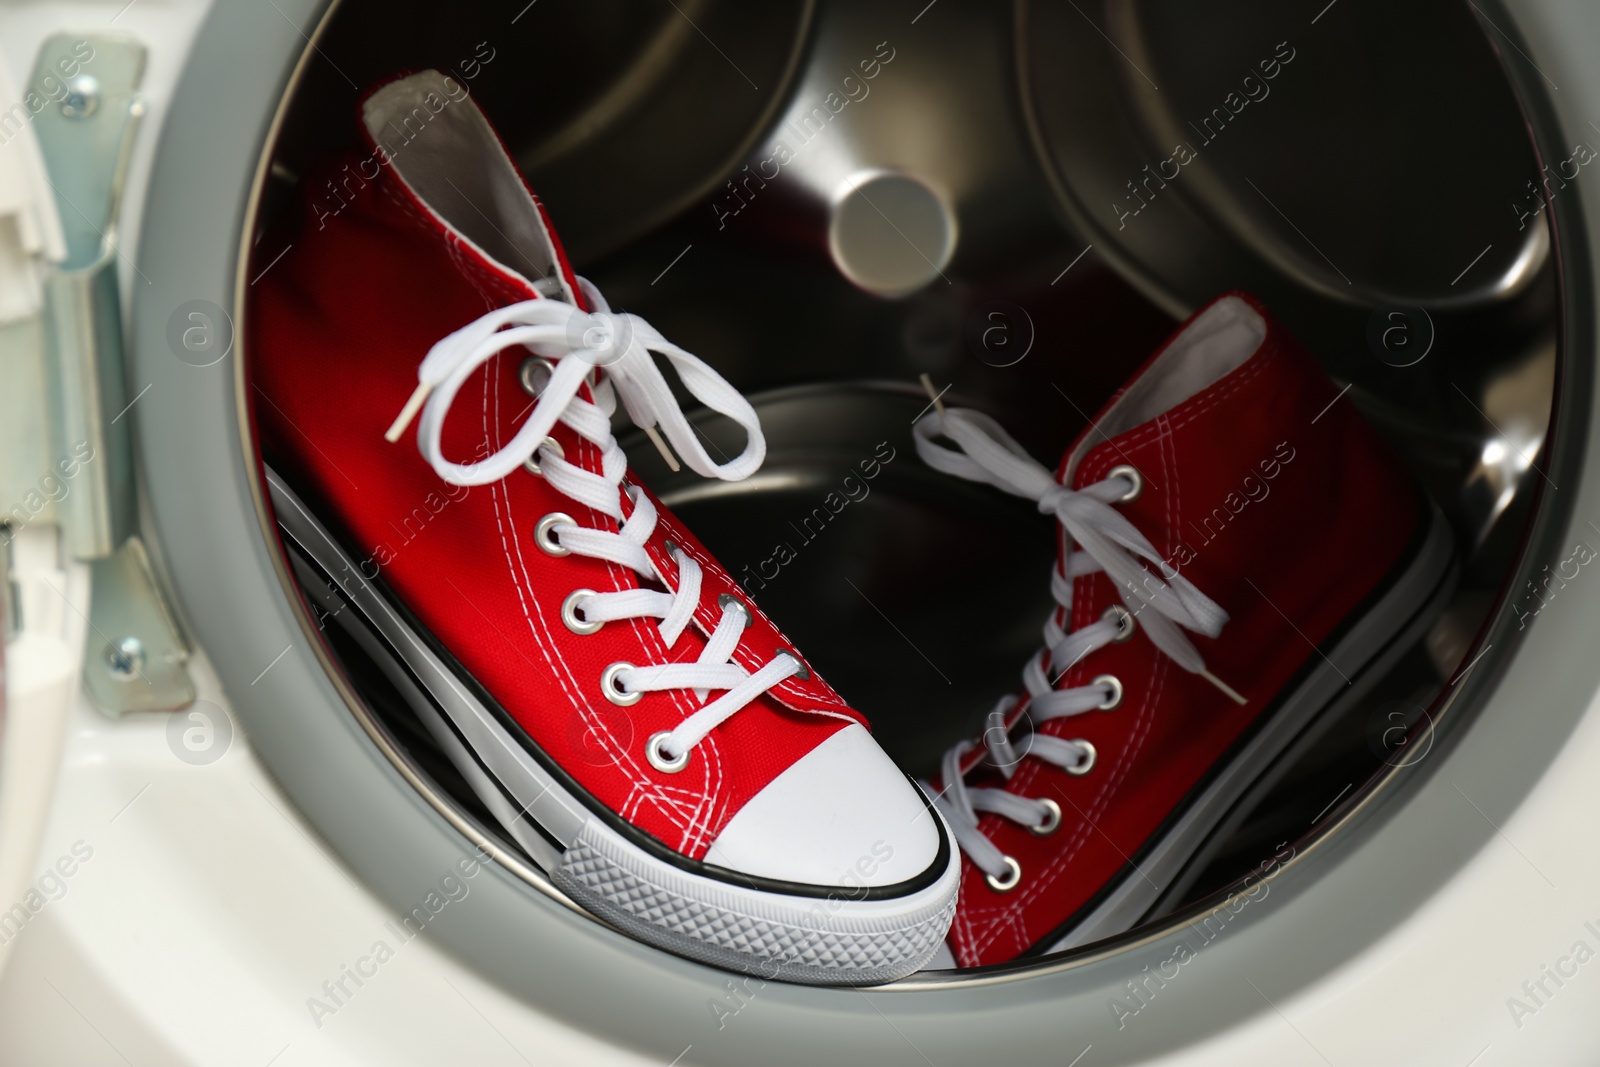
[
  {"xmin": 912, "ymin": 292, "xmax": 1455, "ymax": 968},
  {"xmin": 251, "ymin": 71, "xmax": 957, "ymax": 984}
]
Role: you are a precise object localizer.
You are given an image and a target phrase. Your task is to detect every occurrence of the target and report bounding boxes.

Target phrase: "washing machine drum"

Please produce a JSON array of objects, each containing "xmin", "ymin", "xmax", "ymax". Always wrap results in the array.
[{"xmin": 137, "ymin": 0, "xmax": 1580, "ymax": 1059}]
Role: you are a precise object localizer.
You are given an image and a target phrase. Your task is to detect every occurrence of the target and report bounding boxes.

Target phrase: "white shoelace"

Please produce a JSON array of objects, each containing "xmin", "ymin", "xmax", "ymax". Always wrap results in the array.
[
  {"xmin": 386, "ymin": 277, "xmax": 802, "ymax": 770},
  {"xmin": 912, "ymin": 407, "xmax": 1241, "ymax": 884}
]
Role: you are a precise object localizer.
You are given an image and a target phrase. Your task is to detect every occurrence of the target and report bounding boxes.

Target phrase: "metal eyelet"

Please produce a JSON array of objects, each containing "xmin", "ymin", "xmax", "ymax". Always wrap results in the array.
[
  {"xmin": 1094, "ymin": 674, "xmax": 1123, "ymax": 711},
  {"xmin": 646, "ymin": 731, "xmax": 691, "ymax": 773},
  {"xmin": 1029, "ymin": 798, "xmax": 1062, "ymax": 837},
  {"xmin": 1065, "ymin": 739, "xmax": 1098, "ymax": 776},
  {"xmin": 600, "ymin": 662, "xmax": 640, "ymax": 706},
  {"xmin": 522, "ymin": 437, "xmax": 566, "ymax": 476},
  {"xmin": 985, "ymin": 855, "xmax": 1023, "ymax": 893},
  {"xmin": 519, "ymin": 355, "xmax": 556, "ymax": 397},
  {"xmin": 774, "ymin": 648, "xmax": 811, "ymax": 680},
  {"xmin": 1101, "ymin": 604, "xmax": 1136, "ymax": 642},
  {"xmin": 662, "ymin": 539, "xmax": 681, "ymax": 557},
  {"xmin": 717, "ymin": 593, "xmax": 752, "ymax": 621},
  {"xmin": 562, "ymin": 589, "xmax": 602, "ymax": 635},
  {"xmin": 1107, "ymin": 464, "xmax": 1143, "ymax": 502},
  {"xmin": 534, "ymin": 512, "xmax": 574, "ymax": 556}
]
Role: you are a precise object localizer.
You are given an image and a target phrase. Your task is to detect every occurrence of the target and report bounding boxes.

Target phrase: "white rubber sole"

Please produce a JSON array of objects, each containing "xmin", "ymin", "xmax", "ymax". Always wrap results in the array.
[{"xmin": 267, "ymin": 467, "xmax": 959, "ymax": 985}]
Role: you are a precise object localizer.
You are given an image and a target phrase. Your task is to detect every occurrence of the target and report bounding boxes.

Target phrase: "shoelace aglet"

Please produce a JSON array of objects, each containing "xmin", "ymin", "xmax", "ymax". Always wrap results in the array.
[
  {"xmin": 644, "ymin": 425, "xmax": 681, "ymax": 472},
  {"xmin": 385, "ymin": 382, "xmax": 433, "ymax": 443},
  {"xmin": 918, "ymin": 372, "xmax": 947, "ymax": 416},
  {"xmin": 1200, "ymin": 667, "xmax": 1247, "ymax": 706}
]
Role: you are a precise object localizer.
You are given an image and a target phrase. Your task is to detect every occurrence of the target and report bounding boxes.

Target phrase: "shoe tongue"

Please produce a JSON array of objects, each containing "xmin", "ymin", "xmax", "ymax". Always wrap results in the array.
[
  {"xmin": 1057, "ymin": 293, "xmax": 1269, "ymax": 490},
  {"xmin": 359, "ymin": 70, "xmax": 585, "ymax": 308},
  {"xmin": 360, "ymin": 71, "xmax": 618, "ymax": 483}
]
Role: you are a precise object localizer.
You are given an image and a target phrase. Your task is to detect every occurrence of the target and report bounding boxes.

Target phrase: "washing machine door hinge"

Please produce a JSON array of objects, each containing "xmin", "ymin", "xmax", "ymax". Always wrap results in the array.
[
  {"xmin": 0, "ymin": 34, "xmax": 194, "ymax": 713},
  {"xmin": 23, "ymin": 33, "xmax": 146, "ymax": 563}
]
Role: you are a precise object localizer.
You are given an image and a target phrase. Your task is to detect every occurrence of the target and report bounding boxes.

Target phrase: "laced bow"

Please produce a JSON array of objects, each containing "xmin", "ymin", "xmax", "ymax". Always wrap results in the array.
[
  {"xmin": 385, "ymin": 277, "xmax": 800, "ymax": 768},
  {"xmin": 912, "ymin": 406, "xmax": 1242, "ymax": 883}
]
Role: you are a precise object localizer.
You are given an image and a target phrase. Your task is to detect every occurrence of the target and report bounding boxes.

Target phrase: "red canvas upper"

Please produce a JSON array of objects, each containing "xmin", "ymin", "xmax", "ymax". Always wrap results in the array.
[
  {"xmin": 249, "ymin": 94, "xmax": 865, "ymax": 860},
  {"xmin": 939, "ymin": 292, "xmax": 1421, "ymax": 967}
]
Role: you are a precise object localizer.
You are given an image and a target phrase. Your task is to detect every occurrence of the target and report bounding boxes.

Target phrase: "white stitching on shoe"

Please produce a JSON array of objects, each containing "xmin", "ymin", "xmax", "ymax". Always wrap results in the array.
[
  {"xmin": 390, "ymin": 281, "xmax": 844, "ymax": 851},
  {"xmin": 664, "ymin": 529, "xmax": 857, "ymax": 717},
  {"xmin": 482, "ymin": 358, "xmax": 703, "ymax": 836},
  {"xmin": 915, "ymin": 408, "xmax": 1231, "ymax": 893},
  {"xmin": 499, "ymin": 445, "xmax": 707, "ymax": 833},
  {"xmin": 952, "ymin": 429, "xmax": 1180, "ymax": 959}
]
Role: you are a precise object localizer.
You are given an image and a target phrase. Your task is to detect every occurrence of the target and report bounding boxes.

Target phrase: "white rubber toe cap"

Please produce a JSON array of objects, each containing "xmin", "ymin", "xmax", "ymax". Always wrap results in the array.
[{"xmin": 703, "ymin": 723, "xmax": 943, "ymax": 889}]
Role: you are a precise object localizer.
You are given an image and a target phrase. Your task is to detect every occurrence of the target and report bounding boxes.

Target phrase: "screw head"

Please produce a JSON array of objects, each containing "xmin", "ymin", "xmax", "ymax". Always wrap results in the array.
[
  {"xmin": 61, "ymin": 75, "xmax": 100, "ymax": 120},
  {"xmin": 106, "ymin": 636, "xmax": 145, "ymax": 680}
]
